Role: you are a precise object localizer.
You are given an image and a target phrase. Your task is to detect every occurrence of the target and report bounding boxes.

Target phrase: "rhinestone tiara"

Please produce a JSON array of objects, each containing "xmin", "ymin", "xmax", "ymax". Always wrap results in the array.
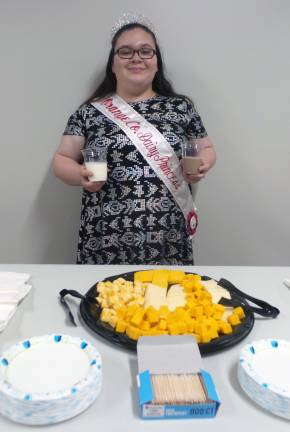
[{"xmin": 111, "ymin": 12, "xmax": 156, "ymax": 39}]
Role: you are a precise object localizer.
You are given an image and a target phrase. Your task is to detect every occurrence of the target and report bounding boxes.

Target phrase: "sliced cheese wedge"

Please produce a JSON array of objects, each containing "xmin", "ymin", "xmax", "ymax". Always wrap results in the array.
[
  {"xmin": 201, "ymin": 279, "xmax": 231, "ymax": 304},
  {"xmin": 144, "ymin": 283, "xmax": 167, "ymax": 310},
  {"xmin": 166, "ymin": 284, "xmax": 186, "ymax": 311}
]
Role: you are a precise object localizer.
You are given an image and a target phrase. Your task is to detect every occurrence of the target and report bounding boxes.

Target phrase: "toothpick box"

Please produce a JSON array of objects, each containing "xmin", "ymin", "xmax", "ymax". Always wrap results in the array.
[{"xmin": 137, "ymin": 335, "xmax": 220, "ymax": 419}]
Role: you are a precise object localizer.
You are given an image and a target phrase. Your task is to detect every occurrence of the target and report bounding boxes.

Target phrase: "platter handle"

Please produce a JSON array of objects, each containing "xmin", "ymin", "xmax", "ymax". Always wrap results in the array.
[
  {"xmin": 218, "ymin": 278, "xmax": 280, "ymax": 318},
  {"xmin": 59, "ymin": 289, "xmax": 96, "ymax": 326}
]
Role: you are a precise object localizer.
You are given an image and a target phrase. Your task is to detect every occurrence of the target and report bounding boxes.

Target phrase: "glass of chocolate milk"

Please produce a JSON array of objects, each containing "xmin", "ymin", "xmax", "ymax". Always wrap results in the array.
[{"xmin": 181, "ymin": 139, "xmax": 203, "ymax": 174}]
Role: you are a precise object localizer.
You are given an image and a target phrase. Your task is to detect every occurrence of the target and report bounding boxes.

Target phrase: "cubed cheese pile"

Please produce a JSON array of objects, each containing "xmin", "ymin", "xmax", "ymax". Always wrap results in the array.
[{"xmin": 96, "ymin": 270, "xmax": 245, "ymax": 343}]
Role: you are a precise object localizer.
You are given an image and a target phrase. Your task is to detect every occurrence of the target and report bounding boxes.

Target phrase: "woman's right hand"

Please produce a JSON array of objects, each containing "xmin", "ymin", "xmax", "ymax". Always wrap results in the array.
[
  {"xmin": 80, "ymin": 165, "xmax": 105, "ymax": 192},
  {"xmin": 52, "ymin": 135, "xmax": 105, "ymax": 192}
]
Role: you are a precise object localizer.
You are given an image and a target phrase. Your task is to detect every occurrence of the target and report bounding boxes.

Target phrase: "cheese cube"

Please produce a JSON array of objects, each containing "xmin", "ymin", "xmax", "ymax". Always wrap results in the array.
[
  {"xmin": 200, "ymin": 331, "xmax": 212, "ymax": 343},
  {"xmin": 177, "ymin": 322, "xmax": 187, "ymax": 334},
  {"xmin": 218, "ymin": 321, "xmax": 233, "ymax": 334},
  {"xmin": 140, "ymin": 321, "xmax": 151, "ymax": 331},
  {"xmin": 145, "ymin": 306, "xmax": 159, "ymax": 324},
  {"xmin": 130, "ymin": 308, "xmax": 145, "ymax": 327},
  {"xmin": 126, "ymin": 325, "xmax": 142, "ymax": 341},
  {"xmin": 159, "ymin": 305, "xmax": 170, "ymax": 319},
  {"xmin": 168, "ymin": 323, "xmax": 180, "ymax": 335},
  {"xmin": 158, "ymin": 319, "xmax": 168, "ymax": 330},
  {"xmin": 115, "ymin": 319, "xmax": 127, "ymax": 333},
  {"xmin": 100, "ymin": 308, "xmax": 112, "ymax": 323},
  {"xmin": 234, "ymin": 306, "xmax": 245, "ymax": 319},
  {"xmin": 228, "ymin": 313, "xmax": 241, "ymax": 326},
  {"xmin": 126, "ymin": 304, "xmax": 139, "ymax": 319},
  {"xmin": 186, "ymin": 319, "xmax": 196, "ymax": 333}
]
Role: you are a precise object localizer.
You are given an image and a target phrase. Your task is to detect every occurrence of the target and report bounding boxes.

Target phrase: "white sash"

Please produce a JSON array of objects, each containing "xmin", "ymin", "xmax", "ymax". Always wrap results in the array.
[{"xmin": 91, "ymin": 94, "xmax": 198, "ymax": 236}]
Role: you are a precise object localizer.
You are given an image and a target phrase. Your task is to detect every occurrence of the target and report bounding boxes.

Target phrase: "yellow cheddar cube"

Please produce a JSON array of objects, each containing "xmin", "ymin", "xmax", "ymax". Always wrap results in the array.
[
  {"xmin": 193, "ymin": 333, "xmax": 201, "ymax": 343},
  {"xmin": 194, "ymin": 280, "xmax": 203, "ymax": 289},
  {"xmin": 228, "ymin": 313, "xmax": 241, "ymax": 326},
  {"xmin": 208, "ymin": 319, "xmax": 218, "ymax": 332},
  {"xmin": 140, "ymin": 330, "xmax": 149, "ymax": 337},
  {"xmin": 200, "ymin": 331, "xmax": 212, "ymax": 343},
  {"xmin": 115, "ymin": 319, "xmax": 127, "ymax": 333},
  {"xmin": 130, "ymin": 308, "xmax": 145, "ymax": 327},
  {"xmin": 193, "ymin": 290, "xmax": 203, "ymax": 300},
  {"xmin": 213, "ymin": 311, "xmax": 223, "ymax": 320},
  {"xmin": 126, "ymin": 325, "xmax": 142, "ymax": 340},
  {"xmin": 116, "ymin": 306, "xmax": 127, "ymax": 319},
  {"xmin": 177, "ymin": 322, "xmax": 187, "ymax": 334},
  {"xmin": 159, "ymin": 305, "xmax": 170, "ymax": 320},
  {"xmin": 199, "ymin": 291, "xmax": 212, "ymax": 301},
  {"xmin": 186, "ymin": 297, "xmax": 197, "ymax": 309},
  {"xmin": 175, "ymin": 307, "xmax": 187, "ymax": 320},
  {"xmin": 126, "ymin": 304, "xmax": 139, "ymax": 319},
  {"xmin": 182, "ymin": 280, "xmax": 195, "ymax": 293},
  {"xmin": 203, "ymin": 304, "xmax": 214, "ymax": 317},
  {"xmin": 218, "ymin": 321, "xmax": 233, "ymax": 334},
  {"xmin": 191, "ymin": 305, "xmax": 203, "ymax": 318},
  {"xmin": 195, "ymin": 323, "xmax": 208, "ymax": 336},
  {"xmin": 140, "ymin": 321, "xmax": 151, "ymax": 331},
  {"xmin": 168, "ymin": 323, "xmax": 180, "ymax": 335},
  {"xmin": 234, "ymin": 306, "xmax": 245, "ymax": 319},
  {"xmin": 185, "ymin": 319, "xmax": 196, "ymax": 333},
  {"xmin": 210, "ymin": 328, "xmax": 219, "ymax": 339},
  {"xmin": 158, "ymin": 319, "xmax": 168, "ymax": 330},
  {"xmin": 200, "ymin": 298, "xmax": 211, "ymax": 306},
  {"xmin": 145, "ymin": 306, "xmax": 159, "ymax": 324},
  {"xmin": 214, "ymin": 304, "xmax": 225, "ymax": 313}
]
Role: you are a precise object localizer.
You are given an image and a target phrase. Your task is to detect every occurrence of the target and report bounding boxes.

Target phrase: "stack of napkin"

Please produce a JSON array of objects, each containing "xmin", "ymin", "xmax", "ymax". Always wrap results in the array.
[{"xmin": 0, "ymin": 272, "xmax": 32, "ymax": 332}]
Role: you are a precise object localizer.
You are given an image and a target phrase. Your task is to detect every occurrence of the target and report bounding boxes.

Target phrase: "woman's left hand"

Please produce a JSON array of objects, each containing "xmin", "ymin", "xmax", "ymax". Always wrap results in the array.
[{"xmin": 181, "ymin": 161, "xmax": 210, "ymax": 183}]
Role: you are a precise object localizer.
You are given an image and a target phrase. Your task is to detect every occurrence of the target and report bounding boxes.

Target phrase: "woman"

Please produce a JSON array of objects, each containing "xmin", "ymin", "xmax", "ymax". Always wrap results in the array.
[{"xmin": 53, "ymin": 16, "xmax": 216, "ymax": 265}]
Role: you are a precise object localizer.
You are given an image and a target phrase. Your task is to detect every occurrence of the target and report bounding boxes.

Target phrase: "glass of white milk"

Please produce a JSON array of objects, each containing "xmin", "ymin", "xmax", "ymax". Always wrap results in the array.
[
  {"xmin": 81, "ymin": 148, "xmax": 107, "ymax": 182},
  {"xmin": 181, "ymin": 138, "xmax": 203, "ymax": 174}
]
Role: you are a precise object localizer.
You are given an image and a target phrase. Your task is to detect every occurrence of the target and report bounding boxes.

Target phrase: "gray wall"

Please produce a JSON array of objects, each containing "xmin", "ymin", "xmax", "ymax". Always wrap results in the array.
[{"xmin": 1, "ymin": 0, "xmax": 289, "ymax": 265}]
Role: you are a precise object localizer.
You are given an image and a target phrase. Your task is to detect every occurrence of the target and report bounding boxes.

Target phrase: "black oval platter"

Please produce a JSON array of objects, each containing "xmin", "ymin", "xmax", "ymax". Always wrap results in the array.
[{"xmin": 79, "ymin": 271, "xmax": 254, "ymax": 355}]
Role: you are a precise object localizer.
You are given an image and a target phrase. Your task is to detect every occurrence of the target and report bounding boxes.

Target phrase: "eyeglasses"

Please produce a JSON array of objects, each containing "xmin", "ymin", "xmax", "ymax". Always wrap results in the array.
[{"xmin": 114, "ymin": 47, "xmax": 156, "ymax": 59}]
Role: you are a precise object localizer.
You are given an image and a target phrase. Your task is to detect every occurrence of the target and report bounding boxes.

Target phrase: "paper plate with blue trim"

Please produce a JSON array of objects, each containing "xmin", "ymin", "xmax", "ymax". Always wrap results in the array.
[
  {"xmin": 238, "ymin": 339, "xmax": 290, "ymax": 419},
  {"xmin": 0, "ymin": 334, "xmax": 102, "ymax": 425}
]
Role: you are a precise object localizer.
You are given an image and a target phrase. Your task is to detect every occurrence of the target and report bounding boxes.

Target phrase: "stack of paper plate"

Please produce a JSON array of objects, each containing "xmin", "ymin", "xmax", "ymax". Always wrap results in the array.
[
  {"xmin": 238, "ymin": 339, "xmax": 290, "ymax": 419},
  {"xmin": 0, "ymin": 334, "xmax": 102, "ymax": 425}
]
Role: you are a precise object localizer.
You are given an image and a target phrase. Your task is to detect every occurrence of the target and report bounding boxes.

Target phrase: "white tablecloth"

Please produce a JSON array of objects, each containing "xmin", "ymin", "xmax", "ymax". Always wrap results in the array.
[{"xmin": 0, "ymin": 264, "xmax": 289, "ymax": 431}]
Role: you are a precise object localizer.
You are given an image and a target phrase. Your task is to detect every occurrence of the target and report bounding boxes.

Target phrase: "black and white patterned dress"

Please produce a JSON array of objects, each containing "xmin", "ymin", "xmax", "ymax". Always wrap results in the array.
[{"xmin": 63, "ymin": 94, "xmax": 207, "ymax": 265}]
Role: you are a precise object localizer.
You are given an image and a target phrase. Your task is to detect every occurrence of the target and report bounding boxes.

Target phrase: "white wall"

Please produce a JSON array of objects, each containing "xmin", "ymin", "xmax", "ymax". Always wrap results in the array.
[{"xmin": 0, "ymin": 0, "xmax": 289, "ymax": 265}]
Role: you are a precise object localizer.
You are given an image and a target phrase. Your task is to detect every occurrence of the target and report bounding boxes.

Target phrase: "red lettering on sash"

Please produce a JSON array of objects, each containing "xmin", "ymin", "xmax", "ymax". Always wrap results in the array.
[{"xmin": 100, "ymin": 97, "xmax": 182, "ymax": 190}]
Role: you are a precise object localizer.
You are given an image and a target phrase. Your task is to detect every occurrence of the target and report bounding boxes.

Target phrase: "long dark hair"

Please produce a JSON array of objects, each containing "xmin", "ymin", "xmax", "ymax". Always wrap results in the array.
[{"xmin": 83, "ymin": 23, "xmax": 182, "ymax": 103}]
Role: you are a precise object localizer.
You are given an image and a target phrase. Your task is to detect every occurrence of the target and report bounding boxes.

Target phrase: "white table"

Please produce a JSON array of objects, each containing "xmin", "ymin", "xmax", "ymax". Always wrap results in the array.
[{"xmin": 0, "ymin": 264, "xmax": 289, "ymax": 431}]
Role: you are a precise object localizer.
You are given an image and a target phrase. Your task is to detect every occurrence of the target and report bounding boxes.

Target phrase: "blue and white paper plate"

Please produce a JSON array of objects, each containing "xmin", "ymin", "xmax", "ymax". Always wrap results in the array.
[
  {"xmin": 0, "ymin": 334, "xmax": 102, "ymax": 425},
  {"xmin": 238, "ymin": 339, "xmax": 290, "ymax": 419}
]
